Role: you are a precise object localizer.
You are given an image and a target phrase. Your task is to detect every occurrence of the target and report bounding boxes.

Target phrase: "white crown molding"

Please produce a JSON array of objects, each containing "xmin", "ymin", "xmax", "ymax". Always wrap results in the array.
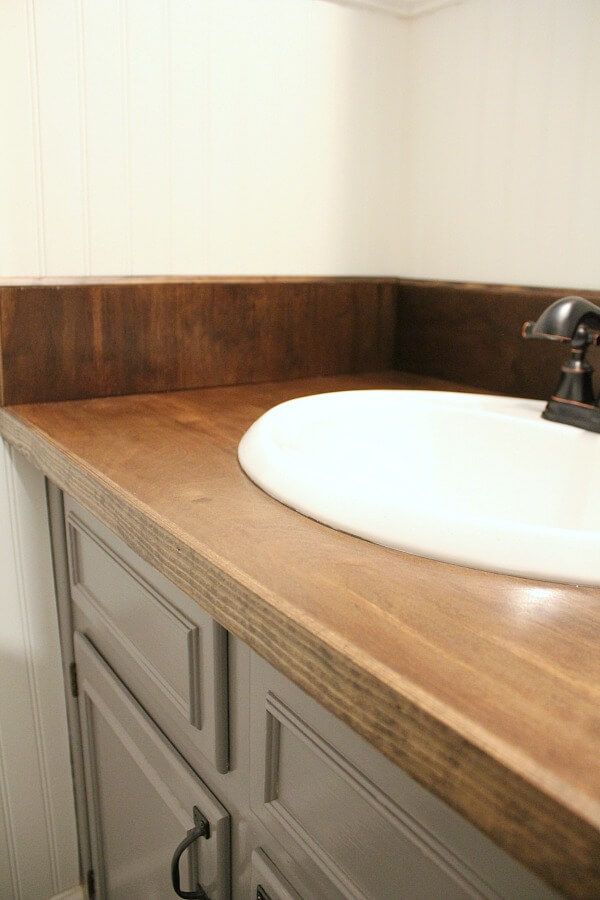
[{"xmin": 321, "ymin": 0, "xmax": 463, "ymax": 19}]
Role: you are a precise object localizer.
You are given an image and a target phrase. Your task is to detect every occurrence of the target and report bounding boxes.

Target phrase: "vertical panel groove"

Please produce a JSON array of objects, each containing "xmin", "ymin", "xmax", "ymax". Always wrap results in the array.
[
  {"xmin": 164, "ymin": 0, "xmax": 174, "ymax": 273},
  {"xmin": 76, "ymin": 0, "xmax": 92, "ymax": 275},
  {"xmin": 202, "ymin": 3, "xmax": 211, "ymax": 270},
  {"xmin": 25, "ymin": 0, "xmax": 47, "ymax": 276},
  {"xmin": 4, "ymin": 445, "xmax": 61, "ymax": 895},
  {"xmin": 0, "ymin": 444, "xmax": 25, "ymax": 900},
  {"xmin": 119, "ymin": 0, "xmax": 134, "ymax": 274},
  {"xmin": 0, "ymin": 691, "xmax": 20, "ymax": 899}
]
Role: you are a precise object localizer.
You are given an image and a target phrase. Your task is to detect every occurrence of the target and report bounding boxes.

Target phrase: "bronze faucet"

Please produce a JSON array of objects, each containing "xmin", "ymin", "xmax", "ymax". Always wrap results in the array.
[{"xmin": 522, "ymin": 295, "xmax": 600, "ymax": 433}]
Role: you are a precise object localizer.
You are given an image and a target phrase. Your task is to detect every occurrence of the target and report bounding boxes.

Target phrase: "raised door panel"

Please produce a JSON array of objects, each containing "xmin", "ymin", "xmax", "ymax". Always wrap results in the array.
[
  {"xmin": 75, "ymin": 631, "xmax": 230, "ymax": 900},
  {"xmin": 65, "ymin": 495, "xmax": 228, "ymax": 772},
  {"xmin": 249, "ymin": 652, "xmax": 556, "ymax": 900}
]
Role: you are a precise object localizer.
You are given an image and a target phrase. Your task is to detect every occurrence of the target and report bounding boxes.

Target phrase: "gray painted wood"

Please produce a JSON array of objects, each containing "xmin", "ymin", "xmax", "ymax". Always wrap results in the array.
[
  {"xmin": 46, "ymin": 483, "xmax": 91, "ymax": 888},
  {"xmin": 249, "ymin": 653, "xmax": 557, "ymax": 900},
  {"xmin": 250, "ymin": 849, "xmax": 302, "ymax": 900},
  {"xmin": 65, "ymin": 496, "xmax": 229, "ymax": 773},
  {"xmin": 74, "ymin": 632, "xmax": 230, "ymax": 900},
  {"xmin": 57, "ymin": 492, "xmax": 560, "ymax": 900}
]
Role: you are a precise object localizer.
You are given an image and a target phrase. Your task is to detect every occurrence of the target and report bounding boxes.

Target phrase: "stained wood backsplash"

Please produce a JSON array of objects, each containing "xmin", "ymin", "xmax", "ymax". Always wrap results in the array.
[
  {"xmin": 394, "ymin": 279, "xmax": 600, "ymax": 400},
  {"xmin": 1, "ymin": 276, "xmax": 597, "ymax": 406},
  {"xmin": 0, "ymin": 278, "xmax": 397, "ymax": 405}
]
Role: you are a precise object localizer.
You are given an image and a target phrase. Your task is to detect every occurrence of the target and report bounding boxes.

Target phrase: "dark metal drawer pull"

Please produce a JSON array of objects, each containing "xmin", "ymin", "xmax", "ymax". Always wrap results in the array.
[
  {"xmin": 257, "ymin": 887, "xmax": 271, "ymax": 900},
  {"xmin": 170, "ymin": 807, "xmax": 211, "ymax": 899}
]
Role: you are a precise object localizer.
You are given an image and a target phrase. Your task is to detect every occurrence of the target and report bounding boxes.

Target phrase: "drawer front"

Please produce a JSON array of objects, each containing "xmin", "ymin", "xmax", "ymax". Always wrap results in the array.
[
  {"xmin": 75, "ymin": 632, "xmax": 230, "ymax": 900},
  {"xmin": 249, "ymin": 653, "xmax": 555, "ymax": 900},
  {"xmin": 251, "ymin": 849, "xmax": 302, "ymax": 900},
  {"xmin": 65, "ymin": 495, "xmax": 228, "ymax": 772}
]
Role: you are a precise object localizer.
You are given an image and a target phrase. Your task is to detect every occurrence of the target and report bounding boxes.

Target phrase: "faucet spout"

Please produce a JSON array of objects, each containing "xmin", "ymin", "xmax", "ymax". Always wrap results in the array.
[{"xmin": 522, "ymin": 295, "xmax": 600, "ymax": 342}]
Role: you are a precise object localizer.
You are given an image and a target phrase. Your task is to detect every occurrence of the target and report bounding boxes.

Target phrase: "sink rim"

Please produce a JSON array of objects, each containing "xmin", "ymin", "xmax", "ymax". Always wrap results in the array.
[{"xmin": 238, "ymin": 389, "xmax": 600, "ymax": 587}]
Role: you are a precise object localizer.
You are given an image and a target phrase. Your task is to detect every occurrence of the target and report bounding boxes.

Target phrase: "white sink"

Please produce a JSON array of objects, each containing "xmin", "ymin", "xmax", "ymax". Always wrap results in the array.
[{"xmin": 238, "ymin": 390, "xmax": 600, "ymax": 586}]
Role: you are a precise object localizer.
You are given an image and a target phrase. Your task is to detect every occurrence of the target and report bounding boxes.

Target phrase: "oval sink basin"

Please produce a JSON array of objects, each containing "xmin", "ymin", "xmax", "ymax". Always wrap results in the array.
[{"xmin": 238, "ymin": 390, "xmax": 600, "ymax": 586}]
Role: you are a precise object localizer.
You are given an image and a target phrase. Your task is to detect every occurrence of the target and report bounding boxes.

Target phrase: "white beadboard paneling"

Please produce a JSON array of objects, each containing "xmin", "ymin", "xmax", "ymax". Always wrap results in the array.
[
  {"xmin": 0, "ymin": 0, "xmax": 407, "ymax": 278},
  {"xmin": 0, "ymin": 2, "xmax": 41, "ymax": 277},
  {"xmin": 405, "ymin": 0, "xmax": 600, "ymax": 289},
  {"xmin": 170, "ymin": 0, "xmax": 210, "ymax": 273},
  {"xmin": 79, "ymin": 0, "xmax": 130, "ymax": 274},
  {"xmin": 3, "ymin": 0, "xmax": 599, "ymax": 284},
  {"xmin": 208, "ymin": 0, "xmax": 406, "ymax": 274},
  {"xmin": 125, "ymin": 0, "xmax": 172, "ymax": 273},
  {"xmin": 208, "ymin": 0, "xmax": 338, "ymax": 274},
  {"xmin": 32, "ymin": 0, "xmax": 86, "ymax": 275},
  {"xmin": 0, "ymin": 443, "xmax": 79, "ymax": 899}
]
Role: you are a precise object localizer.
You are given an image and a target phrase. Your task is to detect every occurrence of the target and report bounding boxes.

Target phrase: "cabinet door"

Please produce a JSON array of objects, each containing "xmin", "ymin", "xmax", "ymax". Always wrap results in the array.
[
  {"xmin": 249, "ymin": 652, "xmax": 555, "ymax": 900},
  {"xmin": 66, "ymin": 496, "xmax": 229, "ymax": 773},
  {"xmin": 74, "ymin": 632, "xmax": 230, "ymax": 900}
]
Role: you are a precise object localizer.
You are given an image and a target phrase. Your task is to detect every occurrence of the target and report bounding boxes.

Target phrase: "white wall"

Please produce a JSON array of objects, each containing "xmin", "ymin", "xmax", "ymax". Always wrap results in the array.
[
  {"xmin": 404, "ymin": 0, "xmax": 600, "ymax": 289},
  {"xmin": 0, "ymin": 445, "xmax": 79, "ymax": 900},
  {"xmin": 3, "ymin": 0, "xmax": 599, "ymax": 289},
  {"xmin": 0, "ymin": 0, "xmax": 407, "ymax": 278}
]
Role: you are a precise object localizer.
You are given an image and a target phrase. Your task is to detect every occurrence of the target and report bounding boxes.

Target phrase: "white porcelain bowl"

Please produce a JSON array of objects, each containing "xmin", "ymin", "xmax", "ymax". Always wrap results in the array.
[{"xmin": 238, "ymin": 390, "xmax": 600, "ymax": 586}]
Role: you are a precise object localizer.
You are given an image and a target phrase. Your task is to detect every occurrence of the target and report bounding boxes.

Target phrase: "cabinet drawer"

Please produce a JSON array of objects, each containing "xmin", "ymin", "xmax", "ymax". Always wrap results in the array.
[
  {"xmin": 251, "ymin": 849, "xmax": 302, "ymax": 900},
  {"xmin": 75, "ymin": 632, "xmax": 230, "ymax": 900},
  {"xmin": 65, "ymin": 495, "xmax": 228, "ymax": 772},
  {"xmin": 249, "ymin": 653, "xmax": 555, "ymax": 900}
]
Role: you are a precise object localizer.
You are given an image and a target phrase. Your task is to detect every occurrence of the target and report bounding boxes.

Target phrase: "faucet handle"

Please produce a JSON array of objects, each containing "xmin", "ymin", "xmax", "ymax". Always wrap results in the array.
[
  {"xmin": 521, "ymin": 295, "xmax": 600, "ymax": 342},
  {"xmin": 521, "ymin": 318, "xmax": 600, "ymax": 345},
  {"xmin": 521, "ymin": 320, "xmax": 567, "ymax": 342}
]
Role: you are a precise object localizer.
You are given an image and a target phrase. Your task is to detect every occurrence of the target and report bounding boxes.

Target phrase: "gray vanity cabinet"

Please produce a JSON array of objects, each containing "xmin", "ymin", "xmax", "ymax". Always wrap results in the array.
[
  {"xmin": 247, "ymin": 653, "xmax": 555, "ymax": 900},
  {"xmin": 50, "ymin": 489, "xmax": 557, "ymax": 900},
  {"xmin": 74, "ymin": 632, "xmax": 230, "ymax": 900}
]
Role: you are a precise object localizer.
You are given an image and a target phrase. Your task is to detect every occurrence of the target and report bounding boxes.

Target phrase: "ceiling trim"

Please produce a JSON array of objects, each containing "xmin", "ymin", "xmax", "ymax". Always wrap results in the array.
[{"xmin": 322, "ymin": 0, "xmax": 463, "ymax": 19}]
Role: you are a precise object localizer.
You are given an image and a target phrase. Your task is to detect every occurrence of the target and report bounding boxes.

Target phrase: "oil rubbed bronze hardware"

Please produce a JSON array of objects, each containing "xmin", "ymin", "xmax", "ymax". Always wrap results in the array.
[
  {"xmin": 170, "ymin": 806, "xmax": 211, "ymax": 899},
  {"xmin": 522, "ymin": 295, "xmax": 600, "ymax": 432},
  {"xmin": 256, "ymin": 887, "xmax": 271, "ymax": 900}
]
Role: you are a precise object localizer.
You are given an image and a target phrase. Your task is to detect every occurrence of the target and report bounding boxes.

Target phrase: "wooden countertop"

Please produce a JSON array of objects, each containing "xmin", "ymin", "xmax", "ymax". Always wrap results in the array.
[{"xmin": 1, "ymin": 371, "xmax": 599, "ymax": 897}]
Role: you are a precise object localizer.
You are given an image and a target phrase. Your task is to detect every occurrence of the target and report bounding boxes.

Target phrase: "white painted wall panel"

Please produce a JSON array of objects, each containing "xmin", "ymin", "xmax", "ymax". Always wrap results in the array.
[
  {"xmin": 170, "ymin": 2, "xmax": 210, "ymax": 274},
  {"xmin": 79, "ymin": 0, "xmax": 129, "ymax": 275},
  {"xmin": 32, "ymin": 1, "xmax": 86, "ymax": 275},
  {"xmin": 405, "ymin": 0, "xmax": 600, "ymax": 289},
  {"xmin": 0, "ymin": 2, "xmax": 41, "ymax": 277},
  {"xmin": 207, "ymin": 0, "xmax": 405, "ymax": 275},
  {"xmin": 3, "ymin": 0, "xmax": 599, "ymax": 287},
  {"xmin": 0, "ymin": 0, "xmax": 407, "ymax": 278},
  {"xmin": 126, "ymin": 0, "xmax": 173, "ymax": 273},
  {"xmin": 0, "ymin": 444, "xmax": 79, "ymax": 899}
]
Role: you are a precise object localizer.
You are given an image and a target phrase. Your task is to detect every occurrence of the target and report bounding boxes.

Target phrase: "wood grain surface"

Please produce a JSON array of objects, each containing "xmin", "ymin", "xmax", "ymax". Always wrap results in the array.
[
  {"xmin": 0, "ymin": 278, "xmax": 397, "ymax": 405},
  {"xmin": 1, "ymin": 372, "xmax": 599, "ymax": 897},
  {"xmin": 395, "ymin": 279, "xmax": 600, "ymax": 400},
  {"xmin": 3, "ymin": 275, "xmax": 599, "ymax": 407}
]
